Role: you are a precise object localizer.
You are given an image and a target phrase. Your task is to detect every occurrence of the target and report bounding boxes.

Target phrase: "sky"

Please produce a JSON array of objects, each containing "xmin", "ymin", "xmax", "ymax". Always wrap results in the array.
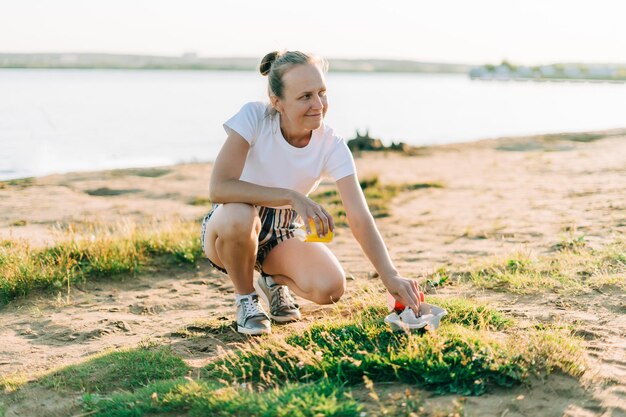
[{"xmin": 1, "ymin": 0, "xmax": 625, "ymax": 65}]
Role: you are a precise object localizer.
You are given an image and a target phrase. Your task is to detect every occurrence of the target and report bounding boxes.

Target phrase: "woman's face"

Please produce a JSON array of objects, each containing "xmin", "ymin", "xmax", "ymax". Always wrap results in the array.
[{"xmin": 273, "ymin": 64, "xmax": 328, "ymax": 134}]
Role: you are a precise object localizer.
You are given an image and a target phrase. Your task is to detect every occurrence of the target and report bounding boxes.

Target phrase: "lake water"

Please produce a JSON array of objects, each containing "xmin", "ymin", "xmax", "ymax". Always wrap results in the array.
[{"xmin": 1, "ymin": 69, "xmax": 625, "ymax": 180}]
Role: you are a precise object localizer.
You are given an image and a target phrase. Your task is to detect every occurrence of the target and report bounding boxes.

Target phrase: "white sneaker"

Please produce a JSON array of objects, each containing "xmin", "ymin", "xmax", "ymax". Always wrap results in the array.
[
  {"xmin": 236, "ymin": 294, "xmax": 271, "ymax": 335},
  {"xmin": 384, "ymin": 302, "xmax": 447, "ymax": 332}
]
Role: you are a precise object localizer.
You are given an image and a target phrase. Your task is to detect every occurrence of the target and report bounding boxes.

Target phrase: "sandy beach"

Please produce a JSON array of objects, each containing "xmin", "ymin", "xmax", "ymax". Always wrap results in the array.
[{"xmin": 0, "ymin": 129, "xmax": 624, "ymax": 416}]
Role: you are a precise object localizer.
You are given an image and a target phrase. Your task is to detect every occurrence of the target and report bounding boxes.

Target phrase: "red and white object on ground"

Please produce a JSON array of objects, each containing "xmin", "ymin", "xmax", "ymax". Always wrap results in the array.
[
  {"xmin": 386, "ymin": 291, "xmax": 425, "ymax": 312},
  {"xmin": 384, "ymin": 292, "xmax": 447, "ymax": 332}
]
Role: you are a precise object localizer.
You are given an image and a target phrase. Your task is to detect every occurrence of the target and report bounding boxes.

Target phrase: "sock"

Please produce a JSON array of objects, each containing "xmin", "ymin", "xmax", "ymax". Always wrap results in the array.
[
  {"xmin": 235, "ymin": 291, "xmax": 256, "ymax": 304},
  {"xmin": 264, "ymin": 274, "xmax": 277, "ymax": 287}
]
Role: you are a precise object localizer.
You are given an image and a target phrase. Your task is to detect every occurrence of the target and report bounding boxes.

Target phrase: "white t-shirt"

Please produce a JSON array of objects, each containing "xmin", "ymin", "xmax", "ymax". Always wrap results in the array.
[{"xmin": 223, "ymin": 101, "xmax": 356, "ymax": 198}]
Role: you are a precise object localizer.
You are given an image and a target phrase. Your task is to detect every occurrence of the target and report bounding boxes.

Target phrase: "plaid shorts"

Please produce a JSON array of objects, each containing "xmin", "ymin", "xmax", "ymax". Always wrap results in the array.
[{"xmin": 200, "ymin": 204, "xmax": 301, "ymax": 274}]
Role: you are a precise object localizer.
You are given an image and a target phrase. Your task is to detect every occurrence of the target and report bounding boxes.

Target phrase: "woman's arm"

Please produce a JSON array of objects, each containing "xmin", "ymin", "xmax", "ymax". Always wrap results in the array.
[
  {"xmin": 209, "ymin": 132, "xmax": 293, "ymax": 207},
  {"xmin": 210, "ymin": 132, "xmax": 334, "ymax": 235},
  {"xmin": 336, "ymin": 174, "xmax": 423, "ymax": 311}
]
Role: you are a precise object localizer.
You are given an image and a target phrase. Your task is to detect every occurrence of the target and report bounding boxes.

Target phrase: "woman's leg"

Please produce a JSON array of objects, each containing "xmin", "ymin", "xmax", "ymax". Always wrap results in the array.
[
  {"xmin": 202, "ymin": 203, "xmax": 261, "ymax": 294},
  {"xmin": 261, "ymin": 238, "xmax": 346, "ymax": 305}
]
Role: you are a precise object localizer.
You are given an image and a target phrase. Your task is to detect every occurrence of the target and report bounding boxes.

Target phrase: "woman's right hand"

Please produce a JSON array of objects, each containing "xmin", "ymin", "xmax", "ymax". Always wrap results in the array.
[
  {"xmin": 383, "ymin": 275, "xmax": 423, "ymax": 312},
  {"xmin": 290, "ymin": 192, "xmax": 334, "ymax": 237}
]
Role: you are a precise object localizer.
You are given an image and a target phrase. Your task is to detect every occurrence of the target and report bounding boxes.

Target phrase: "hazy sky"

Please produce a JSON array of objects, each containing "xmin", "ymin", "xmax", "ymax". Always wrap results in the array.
[{"xmin": 2, "ymin": 0, "xmax": 625, "ymax": 65}]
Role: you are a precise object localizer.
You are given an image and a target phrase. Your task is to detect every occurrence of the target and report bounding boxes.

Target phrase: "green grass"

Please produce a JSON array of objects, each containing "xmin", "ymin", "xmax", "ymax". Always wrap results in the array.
[
  {"xmin": 0, "ymin": 176, "xmax": 438, "ymax": 305},
  {"xmin": 188, "ymin": 196, "xmax": 212, "ymax": 206},
  {"xmin": 0, "ymin": 374, "xmax": 27, "ymax": 393},
  {"xmin": 172, "ymin": 316, "xmax": 235, "ymax": 338},
  {"xmin": 426, "ymin": 297, "xmax": 513, "ymax": 330},
  {"xmin": 551, "ymin": 132, "xmax": 606, "ymax": 143},
  {"xmin": 0, "ymin": 177, "xmax": 34, "ymax": 188},
  {"xmin": 85, "ymin": 187, "xmax": 142, "ymax": 196},
  {"xmin": 311, "ymin": 176, "xmax": 443, "ymax": 225},
  {"xmin": 553, "ymin": 234, "xmax": 587, "ymax": 252},
  {"xmin": 426, "ymin": 267, "xmax": 451, "ymax": 288},
  {"xmin": 0, "ymin": 220, "xmax": 202, "ymax": 305},
  {"xmin": 82, "ymin": 380, "xmax": 360, "ymax": 417},
  {"xmin": 5, "ymin": 294, "xmax": 583, "ymax": 416},
  {"xmin": 449, "ymin": 240, "xmax": 626, "ymax": 294},
  {"xmin": 40, "ymin": 346, "xmax": 189, "ymax": 393},
  {"xmin": 110, "ymin": 167, "xmax": 172, "ymax": 178},
  {"xmin": 204, "ymin": 299, "xmax": 581, "ymax": 396}
]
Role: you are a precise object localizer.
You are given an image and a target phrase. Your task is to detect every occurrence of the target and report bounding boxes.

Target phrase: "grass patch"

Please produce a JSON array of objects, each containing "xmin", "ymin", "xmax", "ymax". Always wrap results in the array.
[
  {"xmin": 70, "ymin": 297, "xmax": 542, "ymax": 414},
  {"xmin": 0, "ymin": 220, "xmax": 202, "ymax": 305},
  {"xmin": 172, "ymin": 316, "xmax": 235, "ymax": 338},
  {"xmin": 425, "ymin": 267, "xmax": 451, "ymax": 288},
  {"xmin": 12, "ymin": 294, "xmax": 583, "ymax": 415},
  {"xmin": 83, "ymin": 379, "xmax": 360, "ymax": 417},
  {"xmin": 426, "ymin": 297, "xmax": 513, "ymax": 331},
  {"xmin": 110, "ymin": 168, "xmax": 172, "ymax": 178},
  {"xmin": 40, "ymin": 346, "xmax": 189, "ymax": 393},
  {"xmin": 553, "ymin": 234, "xmax": 587, "ymax": 252},
  {"xmin": 556, "ymin": 132, "xmax": 606, "ymax": 143},
  {"xmin": 204, "ymin": 299, "xmax": 580, "ymax": 396},
  {"xmin": 0, "ymin": 177, "xmax": 34, "ymax": 188},
  {"xmin": 85, "ymin": 187, "xmax": 142, "ymax": 196},
  {"xmin": 461, "ymin": 240, "xmax": 626, "ymax": 293},
  {"xmin": 0, "ymin": 374, "xmax": 27, "ymax": 393},
  {"xmin": 188, "ymin": 196, "xmax": 212, "ymax": 206},
  {"xmin": 311, "ymin": 176, "xmax": 443, "ymax": 225},
  {"xmin": 0, "ymin": 176, "xmax": 438, "ymax": 305}
]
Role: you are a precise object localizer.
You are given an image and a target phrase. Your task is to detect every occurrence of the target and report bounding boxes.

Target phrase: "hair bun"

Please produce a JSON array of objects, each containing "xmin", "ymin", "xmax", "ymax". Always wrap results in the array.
[{"xmin": 259, "ymin": 51, "xmax": 280, "ymax": 76}]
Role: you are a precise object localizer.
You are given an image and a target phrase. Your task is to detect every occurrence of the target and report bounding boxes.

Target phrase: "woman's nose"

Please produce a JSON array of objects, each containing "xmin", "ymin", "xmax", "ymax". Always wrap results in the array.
[{"xmin": 312, "ymin": 95, "xmax": 323, "ymax": 109}]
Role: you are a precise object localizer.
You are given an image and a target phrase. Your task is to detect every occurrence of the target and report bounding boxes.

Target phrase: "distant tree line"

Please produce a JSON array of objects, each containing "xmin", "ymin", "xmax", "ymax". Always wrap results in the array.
[
  {"xmin": 4, "ymin": 53, "xmax": 622, "ymax": 82},
  {"xmin": 470, "ymin": 60, "xmax": 626, "ymax": 82},
  {"xmin": 0, "ymin": 53, "xmax": 471, "ymax": 74}
]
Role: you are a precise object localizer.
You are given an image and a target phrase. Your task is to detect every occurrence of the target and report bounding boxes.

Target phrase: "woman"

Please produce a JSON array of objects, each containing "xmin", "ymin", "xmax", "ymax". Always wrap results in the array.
[{"xmin": 201, "ymin": 50, "xmax": 423, "ymax": 335}]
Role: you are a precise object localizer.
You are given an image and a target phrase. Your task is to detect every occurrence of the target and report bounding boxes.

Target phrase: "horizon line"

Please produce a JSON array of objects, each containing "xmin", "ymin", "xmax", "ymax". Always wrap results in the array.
[{"xmin": 2, "ymin": 51, "xmax": 625, "ymax": 67}]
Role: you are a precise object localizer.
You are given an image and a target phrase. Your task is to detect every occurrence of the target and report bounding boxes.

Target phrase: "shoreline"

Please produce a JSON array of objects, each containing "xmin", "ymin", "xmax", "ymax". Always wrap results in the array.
[
  {"xmin": 3, "ymin": 127, "xmax": 626, "ymax": 183},
  {"xmin": 1, "ymin": 126, "xmax": 624, "ymax": 252}
]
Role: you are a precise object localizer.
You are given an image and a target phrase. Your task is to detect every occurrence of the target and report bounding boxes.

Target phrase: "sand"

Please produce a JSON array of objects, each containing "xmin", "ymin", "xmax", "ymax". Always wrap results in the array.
[{"xmin": 0, "ymin": 130, "xmax": 624, "ymax": 416}]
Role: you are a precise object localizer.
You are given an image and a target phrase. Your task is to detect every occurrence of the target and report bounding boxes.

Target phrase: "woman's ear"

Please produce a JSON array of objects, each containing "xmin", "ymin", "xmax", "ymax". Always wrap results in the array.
[{"xmin": 270, "ymin": 96, "xmax": 282, "ymax": 114}]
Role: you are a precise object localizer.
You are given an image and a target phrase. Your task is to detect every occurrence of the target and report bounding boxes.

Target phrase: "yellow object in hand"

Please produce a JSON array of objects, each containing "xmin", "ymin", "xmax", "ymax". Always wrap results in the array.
[{"xmin": 295, "ymin": 218, "xmax": 334, "ymax": 243}]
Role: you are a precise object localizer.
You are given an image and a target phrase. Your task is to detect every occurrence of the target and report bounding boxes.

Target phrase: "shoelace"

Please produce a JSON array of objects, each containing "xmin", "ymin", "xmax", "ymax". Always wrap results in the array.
[
  {"xmin": 271, "ymin": 285, "xmax": 298, "ymax": 311},
  {"xmin": 241, "ymin": 296, "xmax": 266, "ymax": 318}
]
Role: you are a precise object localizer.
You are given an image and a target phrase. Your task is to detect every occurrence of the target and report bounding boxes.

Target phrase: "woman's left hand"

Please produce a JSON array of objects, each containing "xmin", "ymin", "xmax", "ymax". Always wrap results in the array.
[{"xmin": 383, "ymin": 275, "xmax": 423, "ymax": 312}]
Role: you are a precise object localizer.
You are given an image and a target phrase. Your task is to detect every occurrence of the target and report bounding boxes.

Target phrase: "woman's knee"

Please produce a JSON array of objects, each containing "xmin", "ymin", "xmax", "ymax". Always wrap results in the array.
[
  {"xmin": 216, "ymin": 204, "xmax": 261, "ymax": 239},
  {"xmin": 311, "ymin": 272, "xmax": 346, "ymax": 304}
]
